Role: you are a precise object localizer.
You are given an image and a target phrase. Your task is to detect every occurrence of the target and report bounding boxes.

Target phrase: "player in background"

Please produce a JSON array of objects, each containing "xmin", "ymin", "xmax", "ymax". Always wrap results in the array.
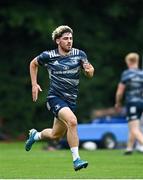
[
  {"xmin": 25, "ymin": 25, "xmax": 94, "ymax": 170},
  {"xmin": 115, "ymin": 52, "xmax": 143, "ymax": 155}
]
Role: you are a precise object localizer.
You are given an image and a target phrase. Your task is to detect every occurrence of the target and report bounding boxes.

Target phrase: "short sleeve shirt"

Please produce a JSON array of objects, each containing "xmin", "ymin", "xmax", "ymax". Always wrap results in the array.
[
  {"xmin": 120, "ymin": 69, "xmax": 143, "ymax": 103},
  {"xmin": 37, "ymin": 48, "xmax": 89, "ymax": 104}
]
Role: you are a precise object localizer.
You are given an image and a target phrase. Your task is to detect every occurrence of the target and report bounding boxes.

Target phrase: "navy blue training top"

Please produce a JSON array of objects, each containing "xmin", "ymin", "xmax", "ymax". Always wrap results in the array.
[
  {"xmin": 37, "ymin": 48, "xmax": 89, "ymax": 104},
  {"xmin": 120, "ymin": 68, "xmax": 143, "ymax": 103}
]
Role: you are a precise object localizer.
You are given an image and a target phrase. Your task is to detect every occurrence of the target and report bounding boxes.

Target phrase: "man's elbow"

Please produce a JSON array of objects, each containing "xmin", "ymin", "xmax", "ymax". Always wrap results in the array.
[{"xmin": 30, "ymin": 58, "xmax": 38, "ymax": 68}]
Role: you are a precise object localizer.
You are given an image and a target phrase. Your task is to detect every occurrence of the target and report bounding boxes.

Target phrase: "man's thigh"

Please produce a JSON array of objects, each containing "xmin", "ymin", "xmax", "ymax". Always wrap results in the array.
[
  {"xmin": 128, "ymin": 120, "xmax": 140, "ymax": 131},
  {"xmin": 58, "ymin": 107, "xmax": 77, "ymax": 125}
]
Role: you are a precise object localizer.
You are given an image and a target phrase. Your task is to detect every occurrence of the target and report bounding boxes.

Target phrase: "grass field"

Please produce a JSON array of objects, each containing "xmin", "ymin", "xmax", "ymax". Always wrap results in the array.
[{"xmin": 0, "ymin": 142, "xmax": 143, "ymax": 179}]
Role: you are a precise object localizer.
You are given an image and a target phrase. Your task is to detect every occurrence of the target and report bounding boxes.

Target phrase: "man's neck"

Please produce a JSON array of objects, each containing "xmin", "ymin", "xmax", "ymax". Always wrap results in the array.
[
  {"xmin": 129, "ymin": 65, "xmax": 138, "ymax": 69},
  {"xmin": 58, "ymin": 47, "xmax": 71, "ymax": 56}
]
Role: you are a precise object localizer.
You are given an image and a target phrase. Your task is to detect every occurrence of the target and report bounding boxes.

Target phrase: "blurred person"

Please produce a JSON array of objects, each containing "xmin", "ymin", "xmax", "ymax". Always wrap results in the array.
[
  {"xmin": 135, "ymin": 113, "xmax": 143, "ymax": 152},
  {"xmin": 25, "ymin": 25, "xmax": 94, "ymax": 170},
  {"xmin": 115, "ymin": 52, "xmax": 143, "ymax": 155},
  {"xmin": 91, "ymin": 106, "xmax": 126, "ymax": 119},
  {"xmin": 42, "ymin": 140, "xmax": 61, "ymax": 151}
]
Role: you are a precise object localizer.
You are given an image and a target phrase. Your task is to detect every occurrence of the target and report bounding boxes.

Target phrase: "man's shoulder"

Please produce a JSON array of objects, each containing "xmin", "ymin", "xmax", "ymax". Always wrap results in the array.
[
  {"xmin": 41, "ymin": 49, "xmax": 60, "ymax": 58},
  {"xmin": 138, "ymin": 69, "xmax": 143, "ymax": 75},
  {"xmin": 121, "ymin": 69, "xmax": 131, "ymax": 80},
  {"xmin": 122, "ymin": 69, "xmax": 131, "ymax": 75},
  {"xmin": 121, "ymin": 69, "xmax": 143, "ymax": 79},
  {"xmin": 71, "ymin": 48, "xmax": 87, "ymax": 57}
]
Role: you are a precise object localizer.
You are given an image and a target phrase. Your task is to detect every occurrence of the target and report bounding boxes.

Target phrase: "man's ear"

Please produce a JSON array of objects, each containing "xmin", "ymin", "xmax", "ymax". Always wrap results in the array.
[{"xmin": 56, "ymin": 38, "xmax": 60, "ymax": 45}]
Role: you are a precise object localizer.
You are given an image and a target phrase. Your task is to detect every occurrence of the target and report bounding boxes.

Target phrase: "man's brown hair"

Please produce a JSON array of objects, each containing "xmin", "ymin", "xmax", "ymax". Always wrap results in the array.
[{"xmin": 52, "ymin": 25, "xmax": 73, "ymax": 42}]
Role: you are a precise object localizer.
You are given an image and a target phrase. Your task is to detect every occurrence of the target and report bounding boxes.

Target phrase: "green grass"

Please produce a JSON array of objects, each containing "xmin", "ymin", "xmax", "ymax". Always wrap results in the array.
[{"xmin": 0, "ymin": 142, "xmax": 143, "ymax": 179}]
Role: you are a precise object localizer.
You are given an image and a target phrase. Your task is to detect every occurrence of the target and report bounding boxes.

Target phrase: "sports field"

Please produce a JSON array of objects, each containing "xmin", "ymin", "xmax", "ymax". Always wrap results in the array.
[{"xmin": 0, "ymin": 142, "xmax": 143, "ymax": 179}]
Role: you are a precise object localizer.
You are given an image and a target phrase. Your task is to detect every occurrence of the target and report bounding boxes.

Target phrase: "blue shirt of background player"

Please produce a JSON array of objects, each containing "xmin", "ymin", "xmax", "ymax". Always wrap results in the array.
[
  {"xmin": 37, "ymin": 48, "xmax": 89, "ymax": 105},
  {"xmin": 120, "ymin": 68, "xmax": 143, "ymax": 103}
]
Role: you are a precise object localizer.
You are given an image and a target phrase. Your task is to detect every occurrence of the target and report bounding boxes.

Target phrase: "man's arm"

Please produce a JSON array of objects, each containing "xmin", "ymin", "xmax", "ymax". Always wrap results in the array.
[
  {"xmin": 30, "ymin": 58, "xmax": 42, "ymax": 102},
  {"xmin": 115, "ymin": 83, "xmax": 125, "ymax": 109},
  {"xmin": 83, "ymin": 63, "xmax": 94, "ymax": 78}
]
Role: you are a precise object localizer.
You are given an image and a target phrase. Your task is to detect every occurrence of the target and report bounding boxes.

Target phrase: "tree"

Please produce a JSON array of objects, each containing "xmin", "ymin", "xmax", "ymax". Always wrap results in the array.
[{"xmin": 1, "ymin": 0, "xmax": 143, "ymax": 136}]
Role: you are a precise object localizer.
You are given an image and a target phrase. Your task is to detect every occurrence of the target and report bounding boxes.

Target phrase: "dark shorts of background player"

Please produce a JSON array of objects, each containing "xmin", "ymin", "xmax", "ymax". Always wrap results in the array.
[
  {"xmin": 126, "ymin": 102, "xmax": 143, "ymax": 122},
  {"xmin": 46, "ymin": 96, "xmax": 76, "ymax": 118}
]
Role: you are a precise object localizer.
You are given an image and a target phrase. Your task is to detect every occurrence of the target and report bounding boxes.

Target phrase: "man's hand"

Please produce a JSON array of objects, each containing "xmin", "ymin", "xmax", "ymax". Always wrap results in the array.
[
  {"xmin": 114, "ymin": 103, "xmax": 122, "ymax": 113},
  {"xmin": 83, "ymin": 63, "xmax": 93, "ymax": 72},
  {"xmin": 32, "ymin": 84, "xmax": 42, "ymax": 102},
  {"xmin": 83, "ymin": 63, "xmax": 94, "ymax": 78}
]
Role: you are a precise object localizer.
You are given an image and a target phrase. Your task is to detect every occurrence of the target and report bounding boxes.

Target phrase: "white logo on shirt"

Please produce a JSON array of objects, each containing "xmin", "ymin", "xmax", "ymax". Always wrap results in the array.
[
  {"xmin": 53, "ymin": 60, "xmax": 59, "ymax": 65},
  {"xmin": 55, "ymin": 104, "xmax": 60, "ymax": 111}
]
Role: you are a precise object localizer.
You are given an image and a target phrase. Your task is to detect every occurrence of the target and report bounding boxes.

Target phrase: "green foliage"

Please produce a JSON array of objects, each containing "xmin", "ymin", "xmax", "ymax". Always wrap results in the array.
[{"xmin": 1, "ymin": 0, "xmax": 143, "ymax": 135}]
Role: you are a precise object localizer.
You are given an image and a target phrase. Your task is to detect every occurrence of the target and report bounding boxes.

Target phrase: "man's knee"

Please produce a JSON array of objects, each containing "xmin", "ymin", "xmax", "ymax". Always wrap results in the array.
[
  {"xmin": 67, "ymin": 116, "xmax": 77, "ymax": 127},
  {"xmin": 131, "ymin": 128, "xmax": 140, "ymax": 136}
]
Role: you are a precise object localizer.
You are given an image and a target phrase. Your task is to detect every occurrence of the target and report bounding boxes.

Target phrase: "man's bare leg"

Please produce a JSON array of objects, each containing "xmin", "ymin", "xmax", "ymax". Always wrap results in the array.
[
  {"xmin": 58, "ymin": 107, "xmax": 88, "ymax": 171},
  {"xmin": 125, "ymin": 120, "xmax": 143, "ymax": 155},
  {"xmin": 58, "ymin": 107, "xmax": 79, "ymax": 148},
  {"xmin": 40, "ymin": 118, "xmax": 67, "ymax": 140},
  {"xmin": 125, "ymin": 128, "xmax": 135, "ymax": 154},
  {"xmin": 25, "ymin": 117, "xmax": 67, "ymax": 151},
  {"xmin": 130, "ymin": 120, "xmax": 143, "ymax": 144},
  {"xmin": 126, "ymin": 132, "xmax": 135, "ymax": 150}
]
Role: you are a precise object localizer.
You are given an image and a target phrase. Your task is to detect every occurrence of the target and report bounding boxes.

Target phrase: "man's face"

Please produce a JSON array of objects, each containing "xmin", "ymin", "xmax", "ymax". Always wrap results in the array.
[{"xmin": 56, "ymin": 32, "xmax": 73, "ymax": 53}]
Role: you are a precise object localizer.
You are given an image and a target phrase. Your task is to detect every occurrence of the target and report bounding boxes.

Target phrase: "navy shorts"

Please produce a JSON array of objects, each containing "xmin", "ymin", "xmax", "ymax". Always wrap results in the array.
[
  {"xmin": 46, "ymin": 96, "xmax": 76, "ymax": 117},
  {"xmin": 126, "ymin": 102, "xmax": 143, "ymax": 122}
]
